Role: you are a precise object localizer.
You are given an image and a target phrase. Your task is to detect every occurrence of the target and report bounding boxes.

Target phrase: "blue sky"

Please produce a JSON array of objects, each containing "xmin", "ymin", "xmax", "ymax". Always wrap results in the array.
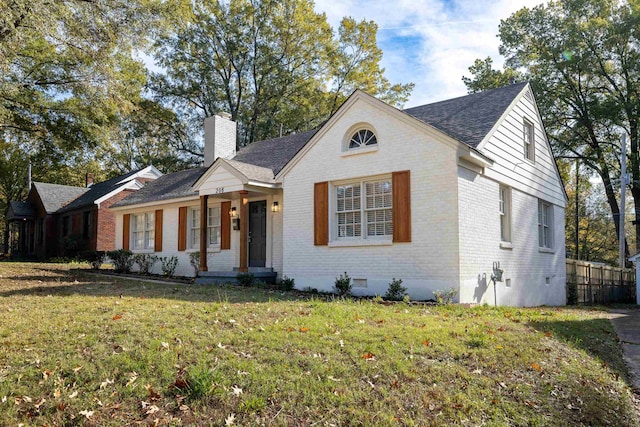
[{"xmin": 313, "ymin": 0, "xmax": 545, "ymax": 107}]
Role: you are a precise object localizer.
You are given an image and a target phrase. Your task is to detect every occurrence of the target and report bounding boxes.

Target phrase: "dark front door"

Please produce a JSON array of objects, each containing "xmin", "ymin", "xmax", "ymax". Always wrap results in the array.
[{"xmin": 249, "ymin": 200, "xmax": 267, "ymax": 267}]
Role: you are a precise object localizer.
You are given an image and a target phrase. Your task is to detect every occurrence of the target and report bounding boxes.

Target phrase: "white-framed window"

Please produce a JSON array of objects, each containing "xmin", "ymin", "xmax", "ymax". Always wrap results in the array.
[
  {"xmin": 132, "ymin": 212, "xmax": 154, "ymax": 250},
  {"xmin": 335, "ymin": 177, "xmax": 392, "ymax": 240},
  {"xmin": 348, "ymin": 129, "xmax": 377, "ymax": 150},
  {"xmin": 207, "ymin": 207, "xmax": 221, "ymax": 245},
  {"xmin": 538, "ymin": 200, "xmax": 553, "ymax": 249},
  {"xmin": 188, "ymin": 206, "xmax": 221, "ymax": 249},
  {"xmin": 189, "ymin": 207, "xmax": 200, "ymax": 249},
  {"xmin": 524, "ymin": 119, "xmax": 535, "ymax": 161},
  {"xmin": 499, "ymin": 185, "xmax": 511, "ymax": 242}
]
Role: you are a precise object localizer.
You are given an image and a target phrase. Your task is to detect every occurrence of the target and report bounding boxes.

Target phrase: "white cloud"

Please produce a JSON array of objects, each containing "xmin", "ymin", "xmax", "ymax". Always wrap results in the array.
[{"xmin": 314, "ymin": 0, "xmax": 545, "ymax": 107}]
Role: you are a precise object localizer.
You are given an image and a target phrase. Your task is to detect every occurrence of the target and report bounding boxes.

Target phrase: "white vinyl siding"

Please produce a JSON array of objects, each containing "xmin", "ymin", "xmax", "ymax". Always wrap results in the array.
[
  {"xmin": 132, "ymin": 212, "xmax": 154, "ymax": 250},
  {"xmin": 335, "ymin": 178, "xmax": 392, "ymax": 240},
  {"xmin": 538, "ymin": 200, "xmax": 553, "ymax": 249}
]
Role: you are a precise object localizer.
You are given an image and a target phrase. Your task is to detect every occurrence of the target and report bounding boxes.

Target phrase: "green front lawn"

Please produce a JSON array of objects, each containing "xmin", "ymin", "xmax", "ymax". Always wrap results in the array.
[{"xmin": 0, "ymin": 263, "xmax": 637, "ymax": 426}]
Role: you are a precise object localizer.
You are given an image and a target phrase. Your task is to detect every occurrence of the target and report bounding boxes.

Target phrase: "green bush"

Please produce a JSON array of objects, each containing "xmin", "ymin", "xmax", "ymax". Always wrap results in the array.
[
  {"xmin": 189, "ymin": 252, "xmax": 200, "ymax": 276},
  {"xmin": 236, "ymin": 272, "xmax": 255, "ymax": 287},
  {"xmin": 384, "ymin": 278, "xmax": 407, "ymax": 301},
  {"xmin": 434, "ymin": 287, "xmax": 458, "ymax": 305},
  {"xmin": 82, "ymin": 251, "xmax": 106, "ymax": 270},
  {"xmin": 160, "ymin": 256, "xmax": 179, "ymax": 277},
  {"xmin": 567, "ymin": 275, "xmax": 578, "ymax": 305},
  {"xmin": 134, "ymin": 253, "xmax": 158, "ymax": 275},
  {"xmin": 279, "ymin": 275, "xmax": 295, "ymax": 291},
  {"xmin": 107, "ymin": 249, "xmax": 134, "ymax": 273},
  {"xmin": 333, "ymin": 272, "xmax": 352, "ymax": 296}
]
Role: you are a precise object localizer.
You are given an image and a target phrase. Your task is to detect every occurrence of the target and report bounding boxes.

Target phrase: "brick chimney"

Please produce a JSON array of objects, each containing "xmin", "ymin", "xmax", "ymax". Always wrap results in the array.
[
  {"xmin": 204, "ymin": 112, "xmax": 237, "ymax": 168},
  {"xmin": 86, "ymin": 172, "xmax": 94, "ymax": 187}
]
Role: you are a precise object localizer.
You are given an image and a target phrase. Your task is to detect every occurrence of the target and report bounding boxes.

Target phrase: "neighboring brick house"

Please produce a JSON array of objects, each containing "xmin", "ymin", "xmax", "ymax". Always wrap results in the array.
[
  {"xmin": 111, "ymin": 83, "xmax": 567, "ymax": 306},
  {"xmin": 6, "ymin": 166, "xmax": 161, "ymax": 258}
]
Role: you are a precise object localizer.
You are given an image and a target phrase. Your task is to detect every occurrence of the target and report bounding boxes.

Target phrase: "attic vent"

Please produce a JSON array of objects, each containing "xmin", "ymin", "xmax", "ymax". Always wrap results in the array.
[
  {"xmin": 352, "ymin": 278, "xmax": 367, "ymax": 288},
  {"xmin": 524, "ymin": 90, "xmax": 534, "ymax": 102}
]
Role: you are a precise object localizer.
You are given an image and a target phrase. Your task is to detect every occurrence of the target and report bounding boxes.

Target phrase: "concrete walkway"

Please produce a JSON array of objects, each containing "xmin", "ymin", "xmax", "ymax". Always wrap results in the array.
[{"xmin": 610, "ymin": 309, "xmax": 640, "ymax": 391}]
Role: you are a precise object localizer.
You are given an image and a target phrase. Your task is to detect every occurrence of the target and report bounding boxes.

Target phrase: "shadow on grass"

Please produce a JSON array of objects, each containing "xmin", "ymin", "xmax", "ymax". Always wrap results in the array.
[
  {"xmin": 528, "ymin": 315, "xmax": 631, "ymax": 385},
  {"xmin": 0, "ymin": 266, "xmax": 305, "ymax": 304}
]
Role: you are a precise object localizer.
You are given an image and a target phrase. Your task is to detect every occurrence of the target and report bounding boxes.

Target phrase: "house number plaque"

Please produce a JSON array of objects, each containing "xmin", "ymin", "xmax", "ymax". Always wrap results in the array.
[{"xmin": 215, "ymin": 187, "xmax": 224, "ymax": 194}]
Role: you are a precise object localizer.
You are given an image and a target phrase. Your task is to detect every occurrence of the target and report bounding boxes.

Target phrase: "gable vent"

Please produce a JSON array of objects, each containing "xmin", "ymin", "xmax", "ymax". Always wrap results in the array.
[{"xmin": 524, "ymin": 90, "xmax": 534, "ymax": 102}]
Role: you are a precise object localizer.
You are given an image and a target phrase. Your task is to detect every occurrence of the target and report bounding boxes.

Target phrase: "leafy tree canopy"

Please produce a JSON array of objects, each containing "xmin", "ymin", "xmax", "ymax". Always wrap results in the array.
[{"xmin": 151, "ymin": 0, "xmax": 414, "ymax": 147}]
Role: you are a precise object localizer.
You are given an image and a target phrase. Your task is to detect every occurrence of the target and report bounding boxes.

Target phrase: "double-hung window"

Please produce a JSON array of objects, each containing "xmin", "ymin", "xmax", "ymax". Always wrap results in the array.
[
  {"xmin": 524, "ymin": 120, "xmax": 535, "ymax": 161},
  {"xmin": 538, "ymin": 200, "xmax": 553, "ymax": 249},
  {"xmin": 499, "ymin": 186, "xmax": 511, "ymax": 242},
  {"xmin": 132, "ymin": 212, "xmax": 154, "ymax": 250},
  {"xmin": 188, "ymin": 206, "xmax": 221, "ymax": 249},
  {"xmin": 207, "ymin": 207, "xmax": 221, "ymax": 245},
  {"xmin": 189, "ymin": 208, "xmax": 200, "ymax": 249},
  {"xmin": 335, "ymin": 178, "xmax": 392, "ymax": 239}
]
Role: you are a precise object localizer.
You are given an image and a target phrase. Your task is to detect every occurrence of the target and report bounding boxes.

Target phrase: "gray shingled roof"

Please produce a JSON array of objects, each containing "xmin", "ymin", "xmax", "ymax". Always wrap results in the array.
[
  {"xmin": 7, "ymin": 201, "xmax": 34, "ymax": 220},
  {"xmin": 403, "ymin": 82, "xmax": 528, "ymax": 148},
  {"xmin": 225, "ymin": 159, "xmax": 276, "ymax": 182},
  {"xmin": 231, "ymin": 129, "xmax": 318, "ymax": 175},
  {"xmin": 113, "ymin": 84, "xmax": 526, "ymax": 208},
  {"xmin": 58, "ymin": 169, "xmax": 141, "ymax": 213},
  {"xmin": 32, "ymin": 182, "xmax": 88, "ymax": 214},
  {"xmin": 112, "ymin": 168, "xmax": 206, "ymax": 207}
]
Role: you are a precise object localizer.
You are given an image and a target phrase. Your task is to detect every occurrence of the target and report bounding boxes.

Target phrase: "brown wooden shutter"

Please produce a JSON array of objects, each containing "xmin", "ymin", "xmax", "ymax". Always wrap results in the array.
[
  {"xmin": 154, "ymin": 209, "xmax": 163, "ymax": 252},
  {"xmin": 220, "ymin": 201, "xmax": 231, "ymax": 250},
  {"xmin": 314, "ymin": 182, "xmax": 329, "ymax": 245},
  {"xmin": 392, "ymin": 170, "xmax": 411, "ymax": 242},
  {"xmin": 178, "ymin": 207, "xmax": 187, "ymax": 251},
  {"xmin": 122, "ymin": 214, "xmax": 130, "ymax": 250}
]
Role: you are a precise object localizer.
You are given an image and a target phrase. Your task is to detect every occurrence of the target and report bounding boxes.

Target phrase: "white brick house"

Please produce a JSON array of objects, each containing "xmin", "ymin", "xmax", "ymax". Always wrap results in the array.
[{"xmin": 111, "ymin": 82, "xmax": 567, "ymax": 306}]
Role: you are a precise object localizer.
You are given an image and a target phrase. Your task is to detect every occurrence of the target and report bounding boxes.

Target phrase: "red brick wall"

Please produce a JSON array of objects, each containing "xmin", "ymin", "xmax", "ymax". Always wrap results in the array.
[{"xmin": 97, "ymin": 189, "xmax": 135, "ymax": 251}]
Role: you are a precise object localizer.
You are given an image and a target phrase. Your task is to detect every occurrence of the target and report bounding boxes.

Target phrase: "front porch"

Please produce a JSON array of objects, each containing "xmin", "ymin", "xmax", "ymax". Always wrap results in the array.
[{"xmin": 193, "ymin": 157, "xmax": 283, "ymax": 280}]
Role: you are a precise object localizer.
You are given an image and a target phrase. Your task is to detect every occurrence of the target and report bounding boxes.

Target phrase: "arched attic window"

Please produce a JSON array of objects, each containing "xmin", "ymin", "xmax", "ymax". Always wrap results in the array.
[{"xmin": 348, "ymin": 129, "xmax": 377, "ymax": 149}]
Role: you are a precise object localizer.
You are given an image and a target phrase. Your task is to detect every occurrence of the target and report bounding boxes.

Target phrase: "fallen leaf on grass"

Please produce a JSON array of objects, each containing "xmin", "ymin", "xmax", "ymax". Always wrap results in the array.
[
  {"xmin": 299, "ymin": 327, "xmax": 309, "ymax": 333},
  {"xmin": 42, "ymin": 369, "xmax": 53, "ymax": 380},
  {"xmin": 126, "ymin": 372, "xmax": 139, "ymax": 387},
  {"xmin": 34, "ymin": 398, "xmax": 46, "ymax": 409},
  {"xmin": 225, "ymin": 413, "xmax": 236, "ymax": 426},
  {"xmin": 422, "ymin": 340, "xmax": 431, "ymax": 347},
  {"xmin": 68, "ymin": 391, "xmax": 78, "ymax": 399},
  {"xmin": 146, "ymin": 385, "xmax": 161, "ymax": 401},
  {"xmin": 100, "ymin": 379, "xmax": 114, "ymax": 390},
  {"xmin": 79, "ymin": 410, "xmax": 93, "ymax": 419},
  {"xmin": 231, "ymin": 386, "xmax": 242, "ymax": 396},
  {"xmin": 530, "ymin": 363, "xmax": 543, "ymax": 372},
  {"xmin": 361, "ymin": 352, "xmax": 376, "ymax": 361},
  {"xmin": 161, "ymin": 342, "xmax": 169, "ymax": 350},
  {"xmin": 112, "ymin": 314, "xmax": 122, "ymax": 320},
  {"xmin": 54, "ymin": 389, "xmax": 61, "ymax": 399},
  {"xmin": 73, "ymin": 366, "xmax": 83, "ymax": 373}
]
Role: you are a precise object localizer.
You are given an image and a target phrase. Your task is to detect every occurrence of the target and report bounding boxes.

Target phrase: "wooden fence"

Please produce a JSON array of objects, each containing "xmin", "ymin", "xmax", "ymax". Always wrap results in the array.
[{"xmin": 566, "ymin": 259, "xmax": 636, "ymax": 305}]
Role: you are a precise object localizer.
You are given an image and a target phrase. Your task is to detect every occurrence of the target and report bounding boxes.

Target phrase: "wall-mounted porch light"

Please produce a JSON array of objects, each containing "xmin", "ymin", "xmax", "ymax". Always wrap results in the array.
[
  {"xmin": 229, "ymin": 206, "xmax": 237, "ymax": 218},
  {"xmin": 271, "ymin": 201, "xmax": 280, "ymax": 213}
]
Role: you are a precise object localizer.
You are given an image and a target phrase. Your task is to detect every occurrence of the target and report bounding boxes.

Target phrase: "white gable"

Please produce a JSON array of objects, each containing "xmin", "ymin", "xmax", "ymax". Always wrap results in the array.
[
  {"xmin": 196, "ymin": 161, "xmax": 246, "ymax": 196},
  {"xmin": 478, "ymin": 85, "xmax": 567, "ymax": 208}
]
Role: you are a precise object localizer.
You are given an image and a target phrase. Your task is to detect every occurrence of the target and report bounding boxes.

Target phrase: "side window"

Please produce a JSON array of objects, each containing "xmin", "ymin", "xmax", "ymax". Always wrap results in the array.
[
  {"xmin": 499, "ymin": 186, "xmax": 511, "ymax": 242},
  {"xmin": 538, "ymin": 200, "xmax": 553, "ymax": 249},
  {"xmin": 524, "ymin": 119, "xmax": 535, "ymax": 161}
]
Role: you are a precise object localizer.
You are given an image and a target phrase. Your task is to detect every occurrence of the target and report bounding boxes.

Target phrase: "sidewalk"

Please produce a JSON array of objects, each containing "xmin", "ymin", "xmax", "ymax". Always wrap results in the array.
[{"xmin": 610, "ymin": 309, "xmax": 640, "ymax": 391}]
